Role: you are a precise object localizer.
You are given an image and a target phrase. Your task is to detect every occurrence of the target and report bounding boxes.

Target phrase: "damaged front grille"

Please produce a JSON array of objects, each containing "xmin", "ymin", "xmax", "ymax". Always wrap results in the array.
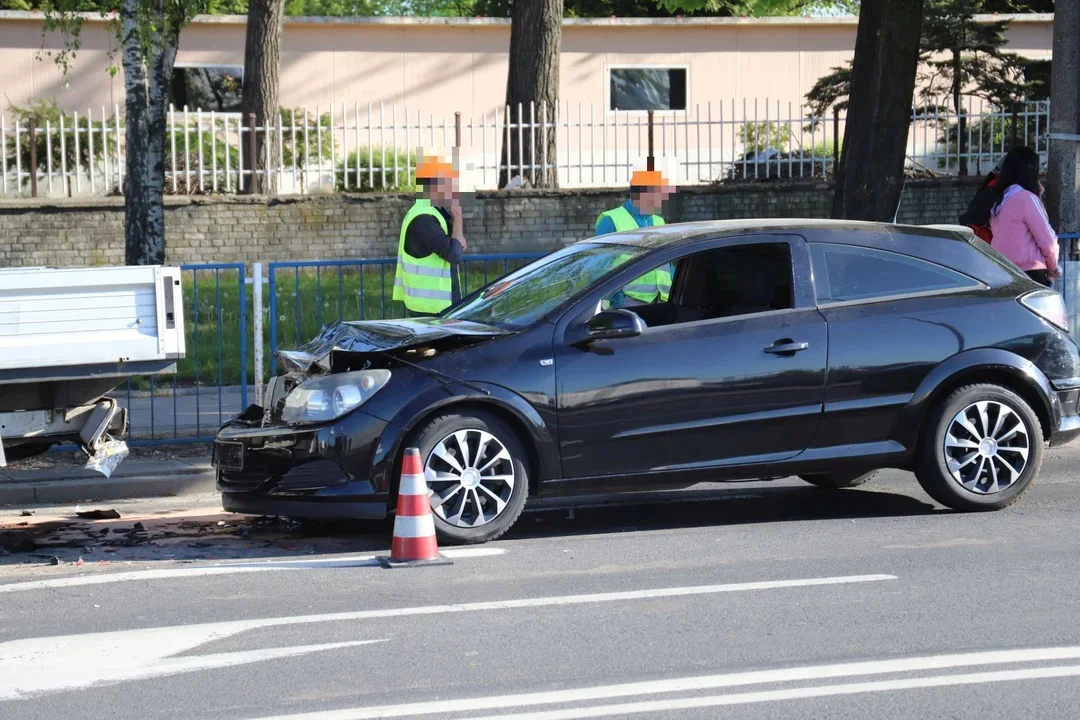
[
  {"xmin": 212, "ymin": 441, "xmax": 244, "ymax": 472},
  {"xmin": 278, "ymin": 460, "xmax": 350, "ymax": 491}
]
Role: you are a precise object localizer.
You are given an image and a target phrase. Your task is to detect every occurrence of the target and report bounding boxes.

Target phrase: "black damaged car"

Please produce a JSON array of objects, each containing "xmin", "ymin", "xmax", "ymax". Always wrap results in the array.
[{"xmin": 213, "ymin": 219, "xmax": 1080, "ymax": 544}]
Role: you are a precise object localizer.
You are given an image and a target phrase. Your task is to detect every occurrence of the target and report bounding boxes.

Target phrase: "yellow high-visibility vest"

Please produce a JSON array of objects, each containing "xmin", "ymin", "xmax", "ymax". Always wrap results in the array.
[
  {"xmin": 595, "ymin": 206, "xmax": 671, "ymax": 303},
  {"xmin": 393, "ymin": 200, "xmax": 455, "ymax": 314}
]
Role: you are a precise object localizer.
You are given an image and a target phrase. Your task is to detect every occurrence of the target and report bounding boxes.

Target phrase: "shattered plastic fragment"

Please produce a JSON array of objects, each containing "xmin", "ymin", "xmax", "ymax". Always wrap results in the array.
[
  {"xmin": 84, "ymin": 438, "xmax": 130, "ymax": 478},
  {"xmin": 76, "ymin": 508, "xmax": 121, "ymax": 520}
]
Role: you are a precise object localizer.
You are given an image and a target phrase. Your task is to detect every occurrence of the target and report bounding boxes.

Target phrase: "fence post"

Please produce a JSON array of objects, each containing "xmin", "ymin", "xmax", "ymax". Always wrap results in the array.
[
  {"xmin": 832, "ymin": 107, "xmax": 840, "ymax": 176},
  {"xmin": 253, "ymin": 262, "xmax": 264, "ymax": 407},
  {"xmin": 647, "ymin": 110, "xmax": 655, "ymax": 171},
  {"xmin": 28, "ymin": 118, "xmax": 37, "ymax": 198},
  {"xmin": 246, "ymin": 112, "xmax": 257, "ymax": 194},
  {"xmin": 454, "ymin": 112, "xmax": 462, "ymax": 149}
]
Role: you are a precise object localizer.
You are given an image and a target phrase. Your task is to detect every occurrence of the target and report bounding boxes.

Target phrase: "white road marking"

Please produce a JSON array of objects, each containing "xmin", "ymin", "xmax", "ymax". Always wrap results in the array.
[
  {"xmin": 0, "ymin": 547, "xmax": 505, "ymax": 594},
  {"xmin": 466, "ymin": 666, "xmax": 1080, "ymax": 719},
  {"xmin": 0, "ymin": 573, "xmax": 893, "ymax": 701},
  {"xmin": 245, "ymin": 646, "xmax": 1080, "ymax": 720},
  {"xmin": 0, "ymin": 617, "xmax": 386, "ymax": 702}
]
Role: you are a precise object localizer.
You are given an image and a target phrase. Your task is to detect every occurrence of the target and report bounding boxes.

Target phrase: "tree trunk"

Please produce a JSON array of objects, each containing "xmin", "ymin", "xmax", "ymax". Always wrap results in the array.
[
  {"xmin": 1046, "ymin": 0, "xmax": 1079, "ymax": 261},
  {"xmin": 120, "ymin": 2, "xmax": 156, "ymax": 266},
  {"xmin": 832, "ymin": 0, "xmax": 924, "ymax": 221},
  {"xmin": 144, "ymin": 23, "xmax": 180, "ymax": 265},
  {"xmin": 500, "ymin": 0, "xmax": 562, "ymax": 189},
  {"xmin": 241, "ymin": 0, "xmax": 285, "ymax": 195}
]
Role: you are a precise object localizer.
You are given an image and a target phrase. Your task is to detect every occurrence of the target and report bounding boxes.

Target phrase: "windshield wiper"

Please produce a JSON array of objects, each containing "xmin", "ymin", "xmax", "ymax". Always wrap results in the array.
[{"xmin": 382, "ymin": 353, "xmax": 491, "ymax": 396}]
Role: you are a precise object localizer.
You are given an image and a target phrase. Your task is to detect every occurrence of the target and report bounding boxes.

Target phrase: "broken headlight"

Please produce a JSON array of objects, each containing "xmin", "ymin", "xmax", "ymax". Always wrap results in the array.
[{"xmin": 281, "ymin": 369, "xmax": 391, "ymax": 424}]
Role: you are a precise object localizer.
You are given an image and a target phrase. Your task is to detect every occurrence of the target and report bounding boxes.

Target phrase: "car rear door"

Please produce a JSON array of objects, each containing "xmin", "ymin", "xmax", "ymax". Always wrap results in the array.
[{"xmin": 551, "ymin": 234, "xmax": 827, "ymax": 486}]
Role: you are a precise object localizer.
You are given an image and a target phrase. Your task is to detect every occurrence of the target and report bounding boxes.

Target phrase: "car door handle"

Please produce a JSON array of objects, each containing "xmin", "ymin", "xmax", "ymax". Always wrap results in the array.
[{"xmin": 764, "ymin": 340, "xmax": 809, "ymax": 356}]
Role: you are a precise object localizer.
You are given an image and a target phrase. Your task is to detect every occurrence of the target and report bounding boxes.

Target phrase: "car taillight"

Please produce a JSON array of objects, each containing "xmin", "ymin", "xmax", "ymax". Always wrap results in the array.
[{"xmin": 1020, "ymin": 289, "xmax": 1069, "ymax": 331}]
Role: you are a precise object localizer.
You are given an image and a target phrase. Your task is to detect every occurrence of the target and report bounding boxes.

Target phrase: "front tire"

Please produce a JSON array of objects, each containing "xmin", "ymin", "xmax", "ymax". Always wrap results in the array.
[
  {"xmin": 915, "ymin": 384, "xmax": 1043, "ymax": 511},
  {"xmin": 406, "ymin": 410, "xmax": 529, "ymax": 545}
]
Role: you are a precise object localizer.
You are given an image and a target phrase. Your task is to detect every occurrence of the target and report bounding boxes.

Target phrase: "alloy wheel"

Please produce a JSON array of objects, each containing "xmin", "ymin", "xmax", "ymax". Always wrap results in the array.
[
  {"xmin": 943, "ymin": 400, "xmax": 1030, "ymax": 495},
  {"xmin": 424, "ymin": 429, "xmax": 516, "ymax": 527}
]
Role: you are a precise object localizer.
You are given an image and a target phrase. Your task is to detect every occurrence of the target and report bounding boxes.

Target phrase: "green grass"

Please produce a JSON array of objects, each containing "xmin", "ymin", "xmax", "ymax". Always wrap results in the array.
[{"xmin": 134, "ymin": 259, "xmax": 534, "ymax": 389}]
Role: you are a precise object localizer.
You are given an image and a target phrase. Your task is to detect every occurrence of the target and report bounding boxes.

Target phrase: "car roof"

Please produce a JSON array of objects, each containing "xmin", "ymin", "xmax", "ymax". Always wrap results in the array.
[{"xmin": 586, "ymin": 218, "xmax": 975, "ymax": 249}]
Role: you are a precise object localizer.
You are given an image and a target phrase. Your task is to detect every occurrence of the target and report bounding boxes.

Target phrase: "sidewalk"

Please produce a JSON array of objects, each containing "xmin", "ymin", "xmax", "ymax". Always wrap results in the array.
[{"xmin": 0, "ymin": 457, "xmax": 215, "ymax": 506}]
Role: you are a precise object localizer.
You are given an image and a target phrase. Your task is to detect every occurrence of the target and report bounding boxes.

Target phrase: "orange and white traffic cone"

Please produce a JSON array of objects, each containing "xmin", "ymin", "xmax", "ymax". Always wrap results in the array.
[{"xmin": 378, "ymin": 447, "xmax": 452, "ymax": 568}]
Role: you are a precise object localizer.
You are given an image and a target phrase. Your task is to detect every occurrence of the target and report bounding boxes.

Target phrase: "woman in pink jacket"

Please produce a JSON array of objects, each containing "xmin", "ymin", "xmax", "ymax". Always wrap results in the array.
[{"xmin": 988, "ymin": 146, "xmax": 1060, "ymax": 287}]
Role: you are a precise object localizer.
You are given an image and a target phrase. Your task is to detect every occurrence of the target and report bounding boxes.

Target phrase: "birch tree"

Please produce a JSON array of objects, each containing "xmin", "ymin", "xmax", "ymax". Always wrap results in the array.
[{"xmin": 42, "ymin": 2, "xmax": 209, "ymax": 266}]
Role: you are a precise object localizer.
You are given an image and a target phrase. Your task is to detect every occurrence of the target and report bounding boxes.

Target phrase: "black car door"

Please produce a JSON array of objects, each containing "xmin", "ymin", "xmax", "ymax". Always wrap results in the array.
[
  {"xmin": 805, "ymin": 239, "xmax": 988, "ymax": 453},
  {"xmin": 552, "ymin": 234, "xmax": 827, "ymax": 485}
]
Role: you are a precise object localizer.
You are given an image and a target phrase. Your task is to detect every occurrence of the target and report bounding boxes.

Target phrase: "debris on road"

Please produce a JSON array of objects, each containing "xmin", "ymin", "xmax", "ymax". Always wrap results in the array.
[
  {"xmin": 83, "ymin": 438, "xmax": 130, "ymax": 478},
  {"xmin": 1, "ymin": 495, "xmax": 393, "ymax": 575},
  {"xmin": 75, "ymin": 508, "xmax": 122, "ymax": 520},
  {"xmin": 20, "ymin": 510, "xmax": 33, "ymax": 517},
  {"xmin": 0, "ymin": 532, "xmax": 38, "ymax": 554}
]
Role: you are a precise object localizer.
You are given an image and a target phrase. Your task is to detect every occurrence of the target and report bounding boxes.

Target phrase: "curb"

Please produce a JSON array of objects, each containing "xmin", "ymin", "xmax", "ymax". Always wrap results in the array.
[{"xmin": 0, "ymin": 464, "xmax": 217, "ymax": 506}]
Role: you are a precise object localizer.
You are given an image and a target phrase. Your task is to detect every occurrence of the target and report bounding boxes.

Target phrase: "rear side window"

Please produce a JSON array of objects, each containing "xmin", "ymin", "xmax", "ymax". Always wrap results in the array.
[{"xmin": 810, "ymin": 243, "xmax": 980, "ymax": 304}]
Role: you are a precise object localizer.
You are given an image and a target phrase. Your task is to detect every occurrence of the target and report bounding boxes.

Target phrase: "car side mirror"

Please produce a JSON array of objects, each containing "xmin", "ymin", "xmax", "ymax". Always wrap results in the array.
[{"xmin": 582, "ymin": 309, "xmax": 644, "ymax": 343}]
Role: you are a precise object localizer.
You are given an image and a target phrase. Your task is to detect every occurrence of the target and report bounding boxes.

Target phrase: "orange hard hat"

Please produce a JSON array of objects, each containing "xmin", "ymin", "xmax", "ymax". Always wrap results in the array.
[
  {"xmin": 415, "ymin": 157, "xmax": 457, "ymax": 180},
  {"xmin": 630, "ymin": 169, "xmax": 666, "ymax": 188}
]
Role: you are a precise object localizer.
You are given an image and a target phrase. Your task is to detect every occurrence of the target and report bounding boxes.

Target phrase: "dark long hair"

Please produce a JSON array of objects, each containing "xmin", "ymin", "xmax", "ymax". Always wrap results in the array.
[{"xmin": 991, "ymin": 146, "xmax": 1041, "ymax": 212}]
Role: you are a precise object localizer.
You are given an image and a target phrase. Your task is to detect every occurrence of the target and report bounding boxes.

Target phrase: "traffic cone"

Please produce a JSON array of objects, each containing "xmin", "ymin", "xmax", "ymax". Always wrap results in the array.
[{"xmin": 378, "ymin": 447, "xmax": 452, "ymax": 568}]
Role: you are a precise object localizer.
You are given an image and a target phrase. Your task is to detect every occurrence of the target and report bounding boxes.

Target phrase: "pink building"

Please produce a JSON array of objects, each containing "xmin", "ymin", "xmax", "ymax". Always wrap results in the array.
[{"xmin": 0, "ymin": 11, "xmax": 1054, "ymax": 120}]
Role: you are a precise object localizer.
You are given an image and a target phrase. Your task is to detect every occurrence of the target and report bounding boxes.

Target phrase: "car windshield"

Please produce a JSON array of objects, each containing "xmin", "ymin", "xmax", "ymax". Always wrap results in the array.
[{"xmin": 444, "ymin": 242, "xmax": 648, "ymax": 330}]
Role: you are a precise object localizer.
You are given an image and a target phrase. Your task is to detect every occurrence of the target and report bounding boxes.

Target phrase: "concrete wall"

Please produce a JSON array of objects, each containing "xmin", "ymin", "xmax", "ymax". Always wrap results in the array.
[
  {"xmin": 0, "ymin": 178, "xmax": 981, "ymax": 268},
  {"xmin": 0, "ymin": 12, "xmax": 1053, "ymax": 120}
]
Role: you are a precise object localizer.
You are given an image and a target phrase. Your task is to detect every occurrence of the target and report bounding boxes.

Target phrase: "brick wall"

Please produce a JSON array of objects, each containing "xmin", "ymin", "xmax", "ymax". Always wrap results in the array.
[{"xmin": 0, "ymin": 178, "xmax": 981, "ymax": 268}]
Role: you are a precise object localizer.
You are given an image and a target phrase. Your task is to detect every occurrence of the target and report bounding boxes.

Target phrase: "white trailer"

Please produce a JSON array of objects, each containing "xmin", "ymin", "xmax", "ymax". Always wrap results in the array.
[{"xmin": 0, "ymin": 266, "xmax": 186, "ymax": 468}]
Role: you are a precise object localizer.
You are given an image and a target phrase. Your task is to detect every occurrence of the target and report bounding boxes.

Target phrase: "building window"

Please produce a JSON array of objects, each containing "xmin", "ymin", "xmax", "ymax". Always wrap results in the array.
[
  {"xmin": 169, "ymin": 65, "xmax": 244, "ymax": 113},
  {"xmin": 609, "ymin": 68, "xmax": 687, "ymax": 112}
]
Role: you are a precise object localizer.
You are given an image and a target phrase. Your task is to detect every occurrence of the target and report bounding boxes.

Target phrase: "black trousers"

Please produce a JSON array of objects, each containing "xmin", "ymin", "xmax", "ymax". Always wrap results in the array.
[{"xmin": 1026, "ymin": 269, "xmax": 1051, "ymax": 287}]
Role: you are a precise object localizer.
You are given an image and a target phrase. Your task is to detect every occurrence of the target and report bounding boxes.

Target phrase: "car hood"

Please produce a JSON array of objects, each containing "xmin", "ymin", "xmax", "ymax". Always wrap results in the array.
[{"xmin": 276, "ymin": 318, "xmax": 507, "ymax": 373}]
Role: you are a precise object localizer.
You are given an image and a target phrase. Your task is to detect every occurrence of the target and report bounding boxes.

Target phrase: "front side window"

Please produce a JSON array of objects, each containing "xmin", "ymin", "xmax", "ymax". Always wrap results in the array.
[
  {"xmin": 602, "ymin": 242, "xmax": 794, "ymax": 328},
  {"xmin": 609, "ymin": 68, "xmax": 687, "ymax": 112},
  {"xmin": 811, "ymin": 243, "xmax": 980, "ymax": 304},
  {"xmin": 445, "ymin": 243, "xmax": 647, "ymax": 330}
]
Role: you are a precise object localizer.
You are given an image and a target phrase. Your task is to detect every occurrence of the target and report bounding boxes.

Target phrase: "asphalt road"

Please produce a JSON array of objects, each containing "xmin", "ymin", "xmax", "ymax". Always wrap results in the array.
[{"xmin": 4, "ymin": 443, "xmax": 1080, "ymax": 719}]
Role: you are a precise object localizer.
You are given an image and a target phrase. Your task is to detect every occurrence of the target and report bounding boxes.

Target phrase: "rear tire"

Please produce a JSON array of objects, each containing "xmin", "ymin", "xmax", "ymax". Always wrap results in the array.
[
  {"xmin": 799, "ymin": 471, "xmax": 877, "ymax": 490},
  {"xmin": 405, "ymin": 410, "xmax": 529, "ymax": 545},
  {"xmin": 915, "ymin": 384, "xmax": 1043, "ymax": 511}
]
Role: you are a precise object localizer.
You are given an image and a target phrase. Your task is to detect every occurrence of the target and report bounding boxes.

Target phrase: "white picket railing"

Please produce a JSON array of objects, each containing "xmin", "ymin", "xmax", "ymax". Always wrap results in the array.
[{"xmin": 0, "ymin": 98, "xmax": 1051, "ymax": 198}]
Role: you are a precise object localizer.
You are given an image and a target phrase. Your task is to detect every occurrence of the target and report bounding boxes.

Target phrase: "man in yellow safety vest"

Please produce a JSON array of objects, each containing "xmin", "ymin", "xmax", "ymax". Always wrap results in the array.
[
  {"xmin": 393, "ymin": 156, "xmax": 468, "ymax": 317},
  {"xmin": 595, "ymin": 169, "xmax": 675, "ymax": 307}
]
